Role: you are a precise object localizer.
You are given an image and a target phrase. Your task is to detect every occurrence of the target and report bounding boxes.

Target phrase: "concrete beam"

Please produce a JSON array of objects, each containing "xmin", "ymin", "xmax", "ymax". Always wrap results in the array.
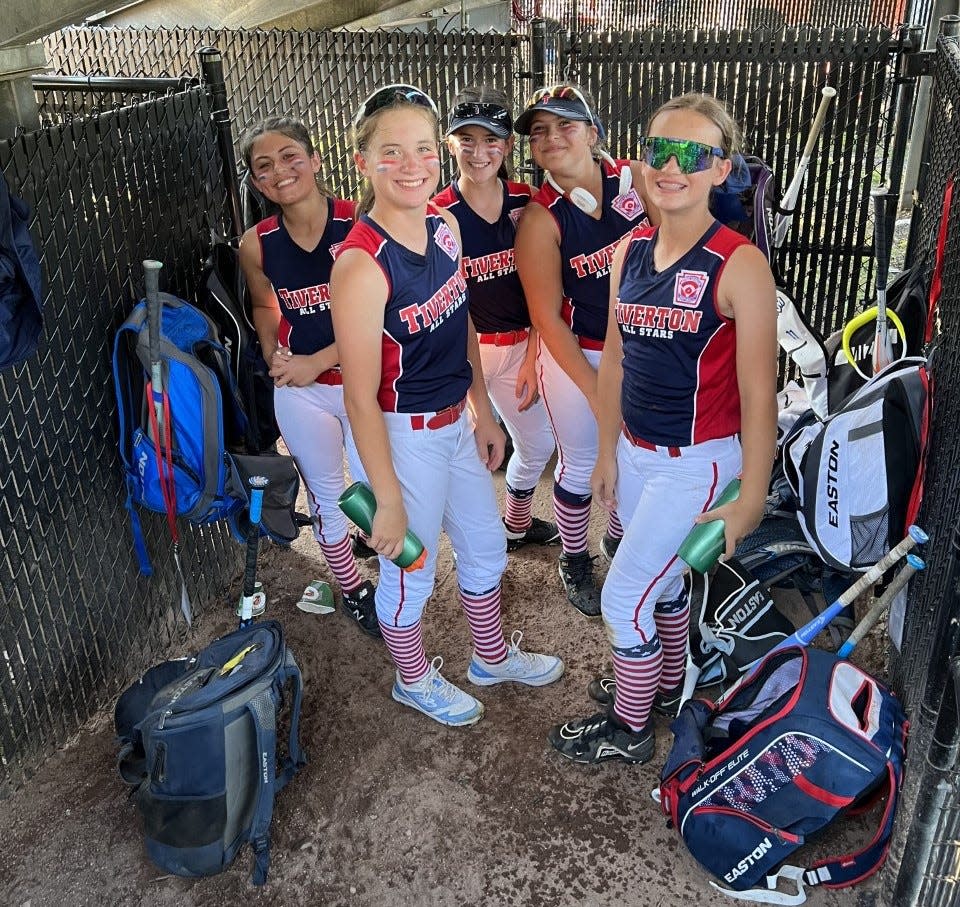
[
  {"xmin": 0, "ymin": 43, "xmax": 47, "ymax": 136},
  {"xmin": 261, "ymin": 0, "xmax": 433, "ymax": 30},
  {"xmin": 2, "ymin": 0, "xmax": 139, "ymax": 48}
]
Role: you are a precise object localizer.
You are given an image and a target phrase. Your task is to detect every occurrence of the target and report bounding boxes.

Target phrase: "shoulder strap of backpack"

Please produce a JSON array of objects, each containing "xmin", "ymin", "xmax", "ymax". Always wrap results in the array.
[{"xmin": 244, "ymin": 656, "xmax": 306, "ymax": 886}]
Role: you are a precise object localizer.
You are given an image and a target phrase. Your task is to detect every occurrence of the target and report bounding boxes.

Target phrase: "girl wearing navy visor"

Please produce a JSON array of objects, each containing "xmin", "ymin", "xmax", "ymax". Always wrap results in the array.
[
  {"xmin": 433, "ymin": 85, "xmax": 559, "ymax": 557},
  {"xmin": 514, "ymin": 82, "xmax": 658, "ymax": 618}
]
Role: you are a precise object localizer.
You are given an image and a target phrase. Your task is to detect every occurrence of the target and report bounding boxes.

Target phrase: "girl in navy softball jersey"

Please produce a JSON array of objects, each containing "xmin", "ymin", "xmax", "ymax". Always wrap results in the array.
[
  {"xmin": 433, "ymin": 85, "xmax": 558, "ymax": 554},
  {"xmin": 514, "ymin": 83, "xmax": 655, "ymax": 618},
  {"xmin": 330, "ymin": 86, "xmax": 563, "ymax": 728},
  {"xmin": 238, "ymin": 117, "xmax": 379, "ymax": 637},
  {"xmin": 549, "ymin": 94, "xmax": 778, "ymax": 765}
]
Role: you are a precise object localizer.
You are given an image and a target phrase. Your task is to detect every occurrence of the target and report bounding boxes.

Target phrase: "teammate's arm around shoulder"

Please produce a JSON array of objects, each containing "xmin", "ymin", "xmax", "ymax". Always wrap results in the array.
[
  {"xmin": 239, "ymin": 226, "xmax": 282, "ymax": 362},
  {"xmin": 707, "ymin": 243, "xmax": 779, "ymax": 558},
  {"xmin": 330, "ymin": 247, "xmax": 407, "ymax": 560},
  {"xmin": 591, "ymin": 236, "xmax": 630, "ymax": 514},
  {"xmin": 515, "ymin": 201, "xmax": 600, "ymax": 412}
]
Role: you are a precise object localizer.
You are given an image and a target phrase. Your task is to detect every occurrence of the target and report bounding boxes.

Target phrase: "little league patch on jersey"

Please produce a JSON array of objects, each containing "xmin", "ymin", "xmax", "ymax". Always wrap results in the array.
[
  {"xmin": 434, "ymin": 222, "xmax": 459, "ymax": 261},
  {"xmin": 610, "ymin": 188, "xmax": 645, "ymax": 221},
  {"xmin": 674, "ymin": 269, "xmax": 710, "ymax": 308},
  {"xmin": 508, "ymin": 207, "xmax": 523, "ymax": 228},
  {"xmin": 329, "ymin": 241, "xmax": 344, "ymax": 260}
]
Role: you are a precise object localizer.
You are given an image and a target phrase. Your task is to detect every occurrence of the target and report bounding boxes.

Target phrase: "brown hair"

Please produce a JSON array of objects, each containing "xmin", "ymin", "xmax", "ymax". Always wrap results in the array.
[
  {"xmin": 352, "ymin": 95, "xmax": 440, "ymax": 218},
  {"xmin": 449, "ymin": 85, "xmax": 513, "ymax": 180},
  {"xmin": 238, "ymin": 115, "xmax": 331, "ymax": 197},
  {"xmin": 646, "ymin": 93, "xmax": 743, "ymax": 157}
]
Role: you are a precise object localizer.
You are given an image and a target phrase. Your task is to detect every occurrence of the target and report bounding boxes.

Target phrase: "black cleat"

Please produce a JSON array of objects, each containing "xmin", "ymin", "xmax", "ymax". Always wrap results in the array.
[
  {"xmin": 586, "ymin": 678, "xmax": 684, "ymax": 718},
  {"xmin": 558, "ymin": 552, "xmax": 602, "ymax": 617},
  {"xmin": 504, "ymin": 517, "xmax": 561, "ymax": 552},
  {"xmin": 351, "ymin": 531, "xmax": 379, "ymax": 560},
  {"xmin": 600, "ymin": 532, "xmax": 621, "ymax": 563},
  {"xmin": 342, "ymin": 580, "xmax": 381, "ymax": 638},
  {"xmin": 548, "ymin": 711, "xmax": 654, "ymax": 765}
]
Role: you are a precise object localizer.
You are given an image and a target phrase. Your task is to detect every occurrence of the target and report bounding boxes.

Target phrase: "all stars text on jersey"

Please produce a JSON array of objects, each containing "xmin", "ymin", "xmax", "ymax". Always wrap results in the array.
[
  {"xmin": 569, "ymin": 233, "xmax": 631, "ymax": 280},
  {"xmin": 278, "ymin": 283, "xmax": 331, "ymax": 314},
  {"xmin": 398, "ymin": 271, "xmax": 469, "ymax": 334},
  {"xmin": 616, "ymin": 301, "xmax": 704, "ymax": 339},
  {"xmin": 462, "ymin": 249, "xmax": 516, "ymax": 282}
]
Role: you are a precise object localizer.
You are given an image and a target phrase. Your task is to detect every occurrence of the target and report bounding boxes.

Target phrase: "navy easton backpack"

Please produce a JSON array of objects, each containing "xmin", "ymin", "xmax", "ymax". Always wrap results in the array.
[
  {"xmin": 115, "ymin": 620, "xmax": 305, "ymax": 885},
  {"xmin": 659, "ymin": 647, "xmax": 907, "ymax": 904}
]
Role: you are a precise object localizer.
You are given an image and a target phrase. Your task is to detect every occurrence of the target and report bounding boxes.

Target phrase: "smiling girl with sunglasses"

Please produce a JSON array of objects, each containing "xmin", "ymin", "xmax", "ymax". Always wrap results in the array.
[
  {"xmin": 331, "ymin": 85, "xmax": 563, "ymax": 728},
  {"xmin": 237, "ymin": 116, "xmax": 379, "ymax": 637},
  {"xmin": 432, "ymin": 86, "xmax": 559, "ymax": 556},
  {"xmin": 549, "ymin": 93, "xmax": 778, "ymax": 766},
  {"xmin": 514, "ymin": 82, "xmax": 657, "ymax": 618}
]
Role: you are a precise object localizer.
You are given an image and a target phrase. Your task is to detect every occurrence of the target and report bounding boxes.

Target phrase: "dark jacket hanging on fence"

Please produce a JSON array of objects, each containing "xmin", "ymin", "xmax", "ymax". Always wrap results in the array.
[{"xmin": 0, "ymin": 170, "xmax": 43, "ymax": 371}]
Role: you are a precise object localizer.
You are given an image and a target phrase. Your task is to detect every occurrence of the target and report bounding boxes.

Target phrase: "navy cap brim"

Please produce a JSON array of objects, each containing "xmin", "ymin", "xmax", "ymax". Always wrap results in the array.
[
  {"xmin": 445, "ymin": 116, "xmax": 512, "ymax": 139},
  {"xmin": 514, "ymin": 98, "xmax": 595, "ymax": 135}
]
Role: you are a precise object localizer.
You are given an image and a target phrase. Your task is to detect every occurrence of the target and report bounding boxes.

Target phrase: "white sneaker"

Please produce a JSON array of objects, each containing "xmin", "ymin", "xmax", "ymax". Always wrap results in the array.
[
  {"xmin": 392, "ymin": 656, "xmax": 484, "ymax": 727},
  {"xmin": 467, "ymin": 631, "xmax": 565, "ymax": 687}
]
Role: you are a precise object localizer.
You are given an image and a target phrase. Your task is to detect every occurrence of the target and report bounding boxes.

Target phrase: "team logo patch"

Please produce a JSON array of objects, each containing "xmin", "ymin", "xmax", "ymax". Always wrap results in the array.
[
  {"xmin": 508, "ymin": 207, "xmax": 523, "ymax": 228},
  {"xmin": 434, "ymin": 222, "xmax": 459, "ymax": 261},
  {"xmin": 329, "ymin": 241, "xmax": 344, "ymax": 260},
  {"xmin": 674, "ymin": 269, "xmax": 709, "ymax": 308},
  {"xmin": 611, "ymin": 188, "xmax": 644, "ymax": 221}
]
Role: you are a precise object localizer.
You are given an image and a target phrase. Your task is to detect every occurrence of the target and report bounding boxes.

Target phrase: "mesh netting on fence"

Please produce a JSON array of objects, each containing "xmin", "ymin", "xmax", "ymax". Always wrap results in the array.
[
  {"xmin": 0, "ymin": 87, "xmax": 240, "ymax": 795},
  {"xmin": 42, "ymin": 28, "xmax": 520, "ymax": 201},
  {"xmin": 512, "ymin": 0, "xmax": 920, "ymax": 32}
]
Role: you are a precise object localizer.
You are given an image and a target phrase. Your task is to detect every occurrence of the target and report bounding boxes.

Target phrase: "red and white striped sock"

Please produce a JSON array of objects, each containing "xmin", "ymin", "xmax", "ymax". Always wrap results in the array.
[
  {"xmin": 554, "ymin": 492, "xmax": 590, "ymax": 554},
  {"xmin": 319, "ymin": 534, "xmax": 364, "ymax": 593},
  {"xmin": 504, "ymin": 484, "xmax": 535, "ymax": 534},
  {"xmin": 606, "ymin": 509, "xmax": 624, "ymax": 540},
  {"xmin": 460, "ymin": 584, "xmax": 508, "ymax": 663},
  {"xmin": 654, "ymin": 596, "xmax": 690, "ymax": 690},
  {"xmin": 611, "ymin": 644, "xmax": 663, "ymax": 731},
  {"xmin": 380, "ymin": 621, "xmax": 429, "ymax": 685}
]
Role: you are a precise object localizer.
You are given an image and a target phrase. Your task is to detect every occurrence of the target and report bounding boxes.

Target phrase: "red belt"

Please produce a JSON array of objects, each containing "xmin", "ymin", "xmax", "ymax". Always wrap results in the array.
[
  {"xmin": 316, "ymin": 368, "xmax": 343, "ymax": 386},
  {"xmin": 478, "ymin": 329, "xmax": 529, "ymax": 347},
  {"xmin": 410, "ymin": 399, "xmax": 467, "ymax": 431},
  {"xmin": 622, "ymin": 424, "xmax": 681, "ymax": 457},
  {"xmin": 579, "ymin": 336, "xmax": 604, "ymax": 351}
]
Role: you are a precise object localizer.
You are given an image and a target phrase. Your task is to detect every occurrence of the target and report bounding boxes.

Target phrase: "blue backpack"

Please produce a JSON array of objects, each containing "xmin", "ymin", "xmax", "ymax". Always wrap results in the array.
[
  {"xmin": 113, "ymin": 291, "xmax": 305, "ymax": 617},
  {"xmin": 113, "ymin": 293, "xmax": 250, "ymax": 576},
  {"xmin": 659, "ymin": 646, "xmax": 907, "ymax": 904},
  {"xmin": 115, "ymin": 620, "xmax": 305, "ymax": 885}
]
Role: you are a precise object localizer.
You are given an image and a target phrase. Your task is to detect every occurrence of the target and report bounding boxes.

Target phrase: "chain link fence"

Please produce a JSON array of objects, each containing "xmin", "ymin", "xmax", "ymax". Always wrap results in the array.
[
  {"xmin": 42, "ymin": 27, "xmax": 520, "ymax": 203},
  {"xmin": 512, "ymin": 0, "xmax": 920, "ymax": 33},
  {"xmin": 0, "ymin": 87, "xmax": 241, "ymax": 796}
]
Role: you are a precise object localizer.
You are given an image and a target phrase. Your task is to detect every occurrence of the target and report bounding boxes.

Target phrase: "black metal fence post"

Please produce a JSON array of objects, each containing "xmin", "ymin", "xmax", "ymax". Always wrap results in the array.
[
  {"xmin": 906, "ymin": 15, "xmax": 960, "ymax": 266},
  {"xmin": 199, "ymin": 47, "xmax": 243, "ymax": 241},
  {"xmin": 524, "ymin": 18, "xmax": 547, "ymax": 188},
  {"xmin": 887, "ymin": 26, "xmax": 925, "ymax": 217}
]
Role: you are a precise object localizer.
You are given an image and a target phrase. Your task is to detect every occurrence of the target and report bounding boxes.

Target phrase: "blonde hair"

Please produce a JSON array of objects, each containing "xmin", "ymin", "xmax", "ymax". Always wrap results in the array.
[
  {"xmin": 646, "ymin": 93, "xmax": 743, "ymax": 157},
  {"xmin": 352, "ymin": 96, "xmax": 440, "ymax": 218}
]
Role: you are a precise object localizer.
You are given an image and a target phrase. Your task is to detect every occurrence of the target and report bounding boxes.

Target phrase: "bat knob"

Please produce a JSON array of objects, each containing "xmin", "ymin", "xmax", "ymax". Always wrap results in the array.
[
  {"xmin": 908, "ymin": 525, "xmax": 929, "ymax": 545},
  {"xmin": 906, "ymin": 553, "xmax": 926, "ymax": 570}
]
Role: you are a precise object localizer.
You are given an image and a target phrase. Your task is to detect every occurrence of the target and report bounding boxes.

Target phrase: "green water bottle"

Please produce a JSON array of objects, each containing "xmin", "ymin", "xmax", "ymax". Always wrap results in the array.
[
  {"xmin": 676, "ymin": 477, "xmax": 742, "ymax": 574},
  {"xmin": 338, "ymin": 481, "xmax": 427, "ymax": 571}
]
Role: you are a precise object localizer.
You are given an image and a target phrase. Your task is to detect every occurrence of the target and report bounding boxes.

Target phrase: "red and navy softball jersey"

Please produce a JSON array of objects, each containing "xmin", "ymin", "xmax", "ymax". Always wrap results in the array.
[
  {"xmin": 432, "ymin": 179, "xmax": 533, "ymax": 333},
  {"xmin": 617, "ymin": 220, "xmax": 750, "ymax": 447},
  {"xmin": 256, "ymin": 197, "xmax": 356, "ymax": 356},
  {"xmin": 338, "ymin": 209, "xmax": 473, "ymax": 414},
  {"xmin": 529, "ymin": 158, "xmax": 648, "ymax": 344}
]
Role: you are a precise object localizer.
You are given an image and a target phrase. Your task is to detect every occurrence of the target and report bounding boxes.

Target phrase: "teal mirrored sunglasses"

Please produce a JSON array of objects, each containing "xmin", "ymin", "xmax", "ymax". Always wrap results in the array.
[{"xmin": 639, "ymin": 136, "xmax": 725, "ymax": 173}]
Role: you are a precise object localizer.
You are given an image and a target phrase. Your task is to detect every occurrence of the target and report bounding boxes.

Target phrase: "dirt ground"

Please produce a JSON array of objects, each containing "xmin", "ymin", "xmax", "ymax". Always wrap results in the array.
[{"xmin": 0, "ymin": 467, "xmax": 886, "ymax": 907}]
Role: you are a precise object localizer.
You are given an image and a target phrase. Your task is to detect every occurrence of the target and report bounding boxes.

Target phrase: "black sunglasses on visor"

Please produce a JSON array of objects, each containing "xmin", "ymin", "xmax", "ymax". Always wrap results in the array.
[
  {"xmin": 353, "ymin": 84, "xmax": 439, "ymax": 129},
  {"xmin": 446, "ymin": 102, "xmax": 513, "ymax": 137}
]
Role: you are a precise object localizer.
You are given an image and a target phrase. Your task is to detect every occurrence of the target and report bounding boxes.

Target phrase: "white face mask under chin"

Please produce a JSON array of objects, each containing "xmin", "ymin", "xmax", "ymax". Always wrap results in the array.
[{"xmin": 543, "ymin": 152, "xmax": 632, "ymax": 214}]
